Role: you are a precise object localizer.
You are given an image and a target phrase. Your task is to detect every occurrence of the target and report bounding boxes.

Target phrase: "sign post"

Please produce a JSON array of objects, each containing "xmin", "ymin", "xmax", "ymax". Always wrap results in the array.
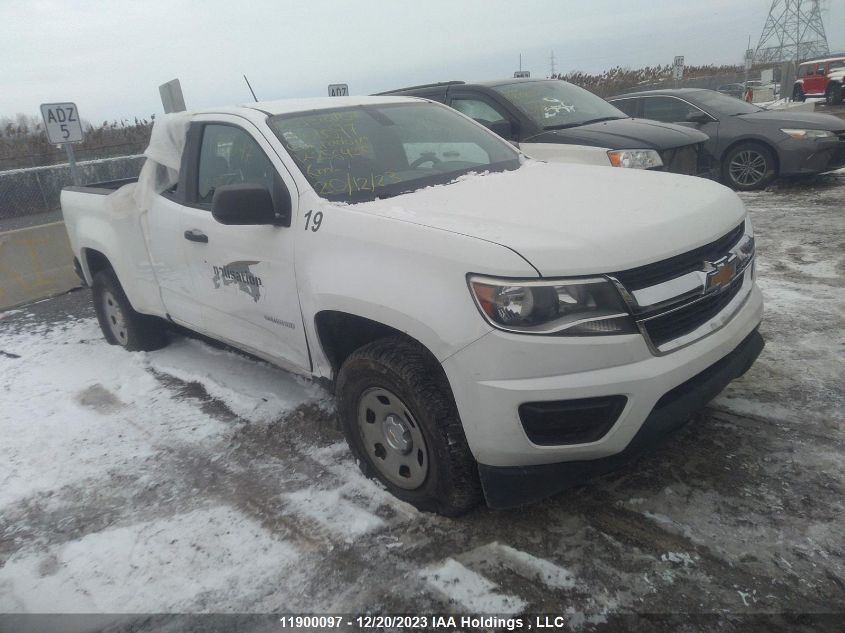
[
  {"xmin": 672, "ymin": 56, "xmax": 685, "ymax": 88},
  {"xmin": 328, "ymin": 83, "xmax": 349, "ymax": 97},
  {"xmin": 40, "ymin": 102, "xmax": 84, "ymax": 186}
]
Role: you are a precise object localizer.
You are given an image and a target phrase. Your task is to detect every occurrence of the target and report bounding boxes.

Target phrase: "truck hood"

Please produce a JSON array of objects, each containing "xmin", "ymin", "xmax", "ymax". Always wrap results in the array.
[
  {"xmin": 525, "ymin": 117, "xmax": 709, "ymax": 150},
  {"xmin": 351, "ymin": 162, "xmax": 746, "ymax": 277},
  {"xmin": 737, "ymin": 110, "xmax": 845, "ymax": 130}
]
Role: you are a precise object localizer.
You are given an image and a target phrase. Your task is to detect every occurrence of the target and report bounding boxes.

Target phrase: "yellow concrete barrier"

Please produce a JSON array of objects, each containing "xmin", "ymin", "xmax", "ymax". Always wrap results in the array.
[{"xmin": 0, "ymin": 222, "xmax": 80, "ymax": 310}]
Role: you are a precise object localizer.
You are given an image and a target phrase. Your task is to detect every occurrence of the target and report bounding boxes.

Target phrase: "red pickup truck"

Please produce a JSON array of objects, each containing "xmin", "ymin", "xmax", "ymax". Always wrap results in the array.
[{"xmin": 793, "ymin": 56, "xmax": 845, "ymax": 105}]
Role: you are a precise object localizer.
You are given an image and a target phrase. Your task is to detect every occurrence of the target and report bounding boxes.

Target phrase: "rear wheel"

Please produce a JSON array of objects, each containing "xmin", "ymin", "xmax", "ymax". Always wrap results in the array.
[
  {"xmin": 722, "ymin": 142, "xmax": 777, "ymax": 191},
  {"xmin": 825, "ymin": 83, "xmax": 842, "ymax": 105},
  {"xmin": 792, "ymin": 85, "xmax": 805, "ymax": 102},
  {"xmin": 336, "ymin": 337, "xmax": 482, "ymax": 516},
  {"xmin": 92, "ymin": 269, "xmax": 167, "ymax": 351}
]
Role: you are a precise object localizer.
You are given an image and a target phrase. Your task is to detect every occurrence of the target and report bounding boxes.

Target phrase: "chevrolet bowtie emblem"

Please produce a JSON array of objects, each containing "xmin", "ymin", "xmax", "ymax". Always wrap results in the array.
[{"xmin": 704, "ymin": 258, "xmax": 737, "ymax": 293}]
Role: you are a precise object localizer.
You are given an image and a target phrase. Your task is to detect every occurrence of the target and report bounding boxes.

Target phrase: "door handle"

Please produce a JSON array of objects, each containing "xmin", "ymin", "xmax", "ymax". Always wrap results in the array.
[{"xmin": 184, "ymin": 229, "xmax": 208, "ymax": 243}]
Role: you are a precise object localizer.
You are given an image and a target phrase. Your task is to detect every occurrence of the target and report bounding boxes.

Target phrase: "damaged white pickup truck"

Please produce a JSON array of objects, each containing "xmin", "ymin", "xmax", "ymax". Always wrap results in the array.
[{"xmin": 61, "ymin": 96, "xmax": 763, "ymax": 515}]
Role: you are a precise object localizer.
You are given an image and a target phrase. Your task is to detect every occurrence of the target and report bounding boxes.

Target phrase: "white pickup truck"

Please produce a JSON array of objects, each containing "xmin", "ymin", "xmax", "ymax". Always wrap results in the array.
[{"xmin": 61, "ymin": 96, "xmax": 764, "ymax": 515}]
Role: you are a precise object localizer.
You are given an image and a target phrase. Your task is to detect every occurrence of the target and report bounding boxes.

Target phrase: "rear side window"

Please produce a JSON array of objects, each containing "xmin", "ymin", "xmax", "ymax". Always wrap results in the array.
[
  {"xmin": 641, "ymin": 97, "xmax": 700, "ymax": 123},
  {"xmin": 451, "ymin": 99, "xmax": 507, "ymax": 124},
  {"xmin": 610, "ymin": 98, "xmax": 638, "ymax": 117},
  {"xmin": 197, "ymin": 125, "xmax": 275, "ymax": 204}
]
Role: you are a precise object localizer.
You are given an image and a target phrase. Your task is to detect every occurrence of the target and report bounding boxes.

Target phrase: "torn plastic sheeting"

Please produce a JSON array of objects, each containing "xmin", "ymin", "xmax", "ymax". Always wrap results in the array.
[{"xmin": 106, "ymin": 112, "xmax": 193, "ymax": 219}]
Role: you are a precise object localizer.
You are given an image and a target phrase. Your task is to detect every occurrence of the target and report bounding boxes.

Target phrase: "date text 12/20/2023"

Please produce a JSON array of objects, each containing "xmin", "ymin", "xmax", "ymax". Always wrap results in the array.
[{"xmin": 277, "ymin": 615, "xmax": 571, "ymax": 630}]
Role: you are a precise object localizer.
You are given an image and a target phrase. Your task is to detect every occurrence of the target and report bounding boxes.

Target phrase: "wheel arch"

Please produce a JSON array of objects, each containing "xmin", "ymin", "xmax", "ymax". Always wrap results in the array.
[
  {"xmin": 314, "ymin": 310, "xmax": 443, "ymax": 380},
  {"xmin": 81, "ymin": 247, "xmax": 114, "ymax": 284}
]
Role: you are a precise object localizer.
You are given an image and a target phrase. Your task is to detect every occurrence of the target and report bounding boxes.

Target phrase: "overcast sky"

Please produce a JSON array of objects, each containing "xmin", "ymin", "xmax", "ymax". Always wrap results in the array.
[{"xmin": 3, "ymin": 0, "xmax": 844, "ymax": 124}]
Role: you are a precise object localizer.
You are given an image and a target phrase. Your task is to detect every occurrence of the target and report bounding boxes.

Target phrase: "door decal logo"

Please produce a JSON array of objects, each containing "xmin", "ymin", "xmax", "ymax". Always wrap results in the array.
[{"xmin": 212, "ymin": 261, "xmax": 263, "ymax": 302}]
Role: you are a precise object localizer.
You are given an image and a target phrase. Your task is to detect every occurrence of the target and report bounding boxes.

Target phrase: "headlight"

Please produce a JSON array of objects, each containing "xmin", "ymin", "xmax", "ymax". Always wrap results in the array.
[
  {"xmin": 607, "ymin": 149, "xmax": 663, "ymax": 169},
  {"xmin": 780, "ymin": 128, "xmax": 836, "ymax": 140},
  {"xmin": 468, "ymin": 275, "xmax": 635, "ymax": 335}
]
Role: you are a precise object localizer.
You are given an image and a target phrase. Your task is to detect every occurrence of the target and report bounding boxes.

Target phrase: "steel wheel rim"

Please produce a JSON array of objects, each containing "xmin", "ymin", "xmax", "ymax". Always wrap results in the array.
[
  {"xmin": 729, "ymin": 150, "xmax": 767, "ymax": 186},
  {"xmin": 101, "ymin": 290, "xmax": 129, "ymax": 345},
  {"xmin": 357, "ymin": 387, "xmax": 428, "ymax": 489}
]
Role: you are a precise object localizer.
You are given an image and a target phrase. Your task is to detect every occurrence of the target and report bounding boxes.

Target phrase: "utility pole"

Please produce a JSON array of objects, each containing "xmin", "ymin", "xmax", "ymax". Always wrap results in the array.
[{"xmin": 744, "ymin": 35, "xmax": 751, "ymax": 91}]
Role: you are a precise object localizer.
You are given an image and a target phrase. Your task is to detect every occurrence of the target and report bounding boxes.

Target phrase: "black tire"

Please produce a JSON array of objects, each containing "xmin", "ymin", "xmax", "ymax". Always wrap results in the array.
[
  {"xmin": 336, "ymin": 337, "xmax": 482, "ymax": 516},
  {"xmin": 825, "ymin": 83, "xmax": 842, "ymax": 106},
  {"xmin": 722, "ymin": 142, "xmax": 777, "ymax": 191},
  {"xmin": 792, "ymin": 84, "xmax": 805, "ymax": 102},
  {"xmin": 92, "ymin": 269, "xmax": 167, "ymax": 351}
]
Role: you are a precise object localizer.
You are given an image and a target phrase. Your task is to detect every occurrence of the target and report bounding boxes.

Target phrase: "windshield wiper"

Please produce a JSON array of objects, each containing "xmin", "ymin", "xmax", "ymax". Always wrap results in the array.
[
  {"xmin": 580, "ymin": 116, "xmax": 625, "ymax": 125},
  {"xmin": 544, "ymin": 116, "xmax": 623, "ymax": 130}
]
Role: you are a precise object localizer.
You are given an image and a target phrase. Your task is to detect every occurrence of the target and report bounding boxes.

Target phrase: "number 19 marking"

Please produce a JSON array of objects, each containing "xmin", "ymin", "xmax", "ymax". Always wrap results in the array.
[{"xmin": 303, "ymin": 210, "xmax": 323, "ymax": 232}]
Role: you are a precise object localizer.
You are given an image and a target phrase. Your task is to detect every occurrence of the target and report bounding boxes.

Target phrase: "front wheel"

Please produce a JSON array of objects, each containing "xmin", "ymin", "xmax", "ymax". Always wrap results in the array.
[
  {"xmin": 722, "ymin": 142, "xmax": 777, "ymax": 191},
  {"xmin": 336, "ymin": 337, "xmax": 482, "ymax": 516},
  {"xmin": 792, "ymin": 85, "xmax": 805, "ymax": 102},
  {"xmin": 92, "ymin": 269, "xmax": 167, "ymax": 351},
  {"xmin": 825, "ymin": 84, "xmax": 842, "ymax": 105}
]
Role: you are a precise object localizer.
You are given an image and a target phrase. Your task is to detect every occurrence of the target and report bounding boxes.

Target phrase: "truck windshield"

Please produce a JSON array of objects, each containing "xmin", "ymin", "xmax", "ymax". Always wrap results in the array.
[
  {"xmin": 491, "ymin": 81, "xmax": 626, "ymax": 130},
  {"xmin": 267, "ymin": 103, "xmax": 521, "ymax": 203}
]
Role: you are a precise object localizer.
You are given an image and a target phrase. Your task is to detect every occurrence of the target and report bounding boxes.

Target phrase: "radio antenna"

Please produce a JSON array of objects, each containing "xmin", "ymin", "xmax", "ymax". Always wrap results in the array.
[{"xmin": 243, "ymin": 75, "xmax": 259, "ymax": 102}]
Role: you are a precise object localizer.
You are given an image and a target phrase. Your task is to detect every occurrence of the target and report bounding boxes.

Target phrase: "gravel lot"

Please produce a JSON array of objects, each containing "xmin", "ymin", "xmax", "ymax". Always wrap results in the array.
[{"xmin": 1, "ymin": 170, "xmax": 843, "ymax": 632}]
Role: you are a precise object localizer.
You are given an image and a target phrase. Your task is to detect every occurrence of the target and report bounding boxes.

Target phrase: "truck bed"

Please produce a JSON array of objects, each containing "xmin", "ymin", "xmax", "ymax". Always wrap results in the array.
[{"xmin": 63, "ymin": 177, "xmax": 138, "ymax": 196}]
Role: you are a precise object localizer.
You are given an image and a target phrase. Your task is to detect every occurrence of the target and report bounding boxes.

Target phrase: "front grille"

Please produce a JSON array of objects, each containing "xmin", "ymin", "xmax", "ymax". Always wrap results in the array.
[
  {"xmin": 642, "ymin": 275, "xmax": 744, "ymax": 348},
  {"xmin": 660, "ymin": 144, "xmax": 700, "ymax": 176},
  {"xmin": 613, "ymin": 222, "xmax": 744, "ymax": 290}
]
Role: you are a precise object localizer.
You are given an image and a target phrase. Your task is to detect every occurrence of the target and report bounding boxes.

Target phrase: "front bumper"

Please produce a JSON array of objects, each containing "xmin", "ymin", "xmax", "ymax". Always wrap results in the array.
[
  {"xmin": 777, "ymin": 136, "xmax": 841, "ymax": 176},
  {"xmin": 478, "ymin": 328, "xmax": 764, "ymax": 508},
  {"xmin": 442, "ymin": 270, "xmax": 763, "ymax": 506}
]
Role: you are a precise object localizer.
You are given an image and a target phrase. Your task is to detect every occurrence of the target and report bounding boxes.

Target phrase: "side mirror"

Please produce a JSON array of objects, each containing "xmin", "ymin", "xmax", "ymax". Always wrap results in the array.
[
  {"xmin": 212, "ymin": 183, "xmax": 289, "ymax": 226},
  {"xmin": 481, "ymin": 119, "xmax": 517, "ymax": 141},
  {"xmin": 685, "ymin": 111, "xmax": 712, "ymax": 124}
]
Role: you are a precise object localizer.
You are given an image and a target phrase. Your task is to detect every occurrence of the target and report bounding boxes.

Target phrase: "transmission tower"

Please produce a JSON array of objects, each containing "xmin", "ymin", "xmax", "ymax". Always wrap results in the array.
[
  {"xmin": 754, "ymin": 0, "xmax": 830, "ymax": 63},
  {"xmin": 549, "ymin": 51, "xmax": 556, "ymax": 77}
]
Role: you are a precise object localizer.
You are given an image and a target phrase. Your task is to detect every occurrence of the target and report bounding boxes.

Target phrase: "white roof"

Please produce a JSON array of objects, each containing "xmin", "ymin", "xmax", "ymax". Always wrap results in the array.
[
  {"xmin": 800, "ymin": 56, "xmax": 845, "ymax": 65},
  {"xmin": 199, "ymin": 95, "xmax": 421, "ymax": 118}
]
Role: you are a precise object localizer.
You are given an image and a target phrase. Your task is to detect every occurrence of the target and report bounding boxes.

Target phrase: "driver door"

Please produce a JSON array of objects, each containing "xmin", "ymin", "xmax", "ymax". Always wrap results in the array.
[{"xmin": 180, "ymin": 118, "xmax": 310, "ymax": 373}]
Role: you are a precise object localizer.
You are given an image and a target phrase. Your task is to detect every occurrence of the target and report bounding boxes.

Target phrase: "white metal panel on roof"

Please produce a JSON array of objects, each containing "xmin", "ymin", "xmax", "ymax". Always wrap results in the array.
[{"xmin": 198, "ymin": 95, "xmax": 421, "ymax": 120}]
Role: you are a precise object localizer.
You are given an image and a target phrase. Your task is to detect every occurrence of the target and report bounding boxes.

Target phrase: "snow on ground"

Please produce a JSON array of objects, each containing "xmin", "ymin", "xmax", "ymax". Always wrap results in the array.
[
  {"xmin": 1, "ymin": 171, "xmax": 844, "ymax": 625},
  {"xmin": 2, "ymin": 506, "xmax": 301, "ymax": 612},
  {"xmin": 419, "ymin": 558, "xmax": 527, "ymax": 614},
  {"xmin": 0, "ymin": 316, "xmax": 319, "ymax": 508}
]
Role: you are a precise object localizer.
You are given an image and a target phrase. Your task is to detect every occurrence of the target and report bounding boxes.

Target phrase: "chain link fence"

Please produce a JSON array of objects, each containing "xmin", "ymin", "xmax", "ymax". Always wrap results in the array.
[{"xmin": 0, "ymin": 154, "xmax": 145, "ymax": 222}]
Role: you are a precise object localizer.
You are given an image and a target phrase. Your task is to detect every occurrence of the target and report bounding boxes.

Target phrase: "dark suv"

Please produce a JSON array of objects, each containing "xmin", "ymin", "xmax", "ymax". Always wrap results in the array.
[{"xmin": 377, "ymin": 79, "xmax": 712, "ymax": 176}]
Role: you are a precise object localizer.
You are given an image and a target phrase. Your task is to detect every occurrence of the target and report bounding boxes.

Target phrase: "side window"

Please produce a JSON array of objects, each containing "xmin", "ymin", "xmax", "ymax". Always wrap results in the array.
[
  {"xmin": 451, "ymin": 98, "xmax": 507, "ymax": 124},
  {"xmin": 611, "ymin": 98, "xmax": 638, "ymax": 117},
  {"xmin": 817, "ymin": 63, "xmax": 826, "ymax": 76},
  {"xmin": 798, "ymin": 65, "xmax": 808, "ymax": 77},
  {"xmin": 641, "ymin": 97, "xmax": 699, "ymax": 123},
  {"xmin": 197, "ymin": 125, "xmax": 275, "ymax": 205}
]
